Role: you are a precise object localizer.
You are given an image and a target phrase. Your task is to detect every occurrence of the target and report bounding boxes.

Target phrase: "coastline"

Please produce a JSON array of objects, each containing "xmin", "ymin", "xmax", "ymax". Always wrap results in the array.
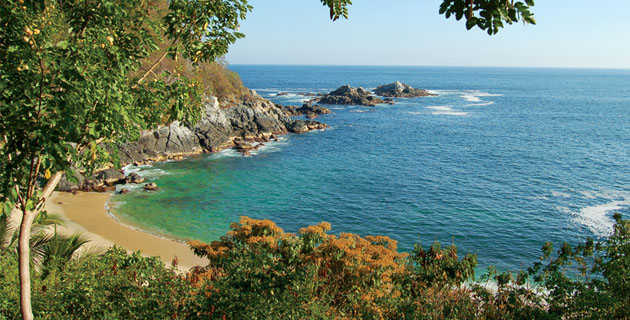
[{"xmin": 46, "ymin": 191, "xmax": 206, "ymax": 272}]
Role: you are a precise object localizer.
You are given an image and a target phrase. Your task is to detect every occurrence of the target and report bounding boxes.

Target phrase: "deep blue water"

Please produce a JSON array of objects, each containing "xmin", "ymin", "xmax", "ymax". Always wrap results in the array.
[{"xmin": 110, "ymin": 65, "xmax": 630, "ymax": 271}]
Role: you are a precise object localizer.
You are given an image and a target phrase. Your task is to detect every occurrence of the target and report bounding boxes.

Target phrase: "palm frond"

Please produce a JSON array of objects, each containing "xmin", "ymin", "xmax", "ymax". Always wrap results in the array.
[{"xmin": 30, "ymin": 231, "xmax": 54, "ymax": 268}]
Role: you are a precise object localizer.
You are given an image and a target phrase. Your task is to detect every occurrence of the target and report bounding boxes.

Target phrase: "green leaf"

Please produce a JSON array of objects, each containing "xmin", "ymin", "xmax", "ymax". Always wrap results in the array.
[{"xmin": 56, "ymin": 41, "xmax": 68, "ymax": 49}]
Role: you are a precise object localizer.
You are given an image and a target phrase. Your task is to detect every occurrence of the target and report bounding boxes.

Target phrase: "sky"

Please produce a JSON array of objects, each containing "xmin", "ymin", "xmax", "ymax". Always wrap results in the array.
[{"xmin": 225, "ymin": 0, "xmax": 630, "ymax": 68}]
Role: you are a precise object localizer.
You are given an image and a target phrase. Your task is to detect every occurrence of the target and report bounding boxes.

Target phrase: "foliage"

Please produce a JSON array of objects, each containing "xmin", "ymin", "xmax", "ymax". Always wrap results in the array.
[
  {"xmin": 1, "ymin": 215, "xmax": 629, "ymax": 319},
  {"xmin": 187, "ymin": 217, "xmax": 480, "ymax": 318},
  {"xmin": 0, "ymin": 247, "xmax": 192, "ymax": 320},
  {"xmin": 322, "ymin": 0, "xmax": 535, "ymax": 35},
  {"xmin": 524, "ymin": 213, "xmax": 630, "ymax": 319},
  {"xmin": 133, "ymin": 0, "xmax": 252, "ymax": 104},
  {"xmin": 0, "ymin": 1, "xmax": 249, "ymax": 316}
]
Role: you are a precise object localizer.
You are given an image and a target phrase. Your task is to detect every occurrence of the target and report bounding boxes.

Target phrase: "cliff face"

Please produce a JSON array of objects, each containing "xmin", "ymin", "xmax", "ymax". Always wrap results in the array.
[{"xmin": 58, "ymin": 93, "xmax": 328, "ymax": 192}]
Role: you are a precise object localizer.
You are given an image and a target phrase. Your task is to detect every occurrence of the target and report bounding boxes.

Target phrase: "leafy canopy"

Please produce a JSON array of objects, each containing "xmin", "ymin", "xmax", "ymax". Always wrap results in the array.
[
  {"xmin": 0, "ymin": 0, "xmax": 251, "ymax": 212},
  {"xmin": 321, "ymin": 0, "xmax": 536, "ymax": 35}
]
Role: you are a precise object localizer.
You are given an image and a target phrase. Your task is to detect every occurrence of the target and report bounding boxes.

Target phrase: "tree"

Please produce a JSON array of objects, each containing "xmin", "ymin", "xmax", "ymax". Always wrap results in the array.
[
  {"xmin": 1, "ymin": 0, "xmax": 535, "ymax": 318},
  {"xmin": 0, "ymin": 1, "xmax": 249, "ymax": 318}
]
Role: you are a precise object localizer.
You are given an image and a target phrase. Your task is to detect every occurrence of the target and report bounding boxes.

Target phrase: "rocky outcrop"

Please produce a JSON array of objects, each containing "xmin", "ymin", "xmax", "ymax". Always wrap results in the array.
[
  {"xmin": 59, "ymin": 93, "xmax": 329, "ymax": 192},
  {"xmin": 286, "ymin": 120, "xmax": 329, "ymax": 134},
  {"xmin": 373, "ymin": 81, "xmax": 435, "ymax": 98},
  {"xmin": 119, "ymin": 94, "xmax": 326, "ymax": 165},
  {"xmin": 317, "ymin": 85, "xmax": 385, "ymax": 106},
  {"xmin": 279, "ymin": 103, "xmax": 331, "ymax": 119}
]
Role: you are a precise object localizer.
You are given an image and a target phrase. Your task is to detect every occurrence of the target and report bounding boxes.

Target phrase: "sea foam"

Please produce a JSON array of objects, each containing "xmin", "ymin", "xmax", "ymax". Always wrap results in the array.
[
  {"xmin": 426, "ymin": 106, "xmax": 468, "ymax": 116},
  {"xmin": 574, "ymin": 200, "xmax": 625, "ymax": 236},
  {"xmin": 561, "ymin": 190, "xmax": 630, "ymax": 237}
]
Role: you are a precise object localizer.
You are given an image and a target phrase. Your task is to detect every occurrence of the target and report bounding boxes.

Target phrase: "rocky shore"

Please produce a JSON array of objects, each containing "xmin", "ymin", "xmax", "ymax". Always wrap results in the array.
[{"xmin": 58, "ymin": 92, "xmax": 329, "ymax": 192}]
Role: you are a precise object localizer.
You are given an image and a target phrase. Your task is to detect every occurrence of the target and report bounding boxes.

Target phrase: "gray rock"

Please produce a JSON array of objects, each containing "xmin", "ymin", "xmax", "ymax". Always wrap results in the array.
[
  {"xmin": 373, "ymin": 81, "xmax": 436, "ymax": 98},
  {"xmin": 125, "ymin": 172, "xmax": 145, "ymax": 184},
  {"xmin": 279, "ymin": 103, "xmax": 331, "ymax": 119},
  {"xmin": 287, "ymin": 120, "xmax": 329, "ymax": 133},
  {"xmin": 57, "ymin": 171, "xmax": 85, "ymax": 192},
  {"xmin": 318, "ymin": 85, "xmax": 385, "ymax": 106},
  {"xmin": 96, "ymin": 168, "xmax": 125, "ymax": 186}
]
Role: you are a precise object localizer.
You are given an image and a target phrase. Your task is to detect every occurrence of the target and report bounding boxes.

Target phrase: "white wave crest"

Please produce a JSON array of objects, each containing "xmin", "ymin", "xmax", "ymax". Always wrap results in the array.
[
  {"xmin": 460, "ymin": 91, "xmax": 502, "ymax": 106},
  {"xmin": 552, "ymin": 191, "xmax": 571, "ymax": 198},
  {"xmin": 207, "ymin": 148, "xmax": 242, "ymax": 159},
  {"xmin": 465, "ymin": 101, "xmax": 495, "ymax": 107},
  {"xmin": 249, "ymin": 137, "xmax": 290, "ymax": 156},
  {"xmin": 575, "ymin": 201, "xmax": 626, "ymax": 236},
  {"xmin": 461, "ymin": 94, "xmax": 482, "ymax": 103},
  {"xmin": 560, "ymin": 190, "xmax": 630, "ymax": 237},
  {"xmin": 122, "ymin": 163, "xmax": 153, "ymax": 176},
  {"xmin": 426, "ymin": 106, "xmax": 468, "ymax": 116}
]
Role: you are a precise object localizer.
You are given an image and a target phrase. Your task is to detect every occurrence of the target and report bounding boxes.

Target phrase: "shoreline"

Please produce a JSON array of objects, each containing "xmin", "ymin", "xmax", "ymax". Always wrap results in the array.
[{"xmin": 46, "ymin": 191, "xmax": 206, "ymax": 272}]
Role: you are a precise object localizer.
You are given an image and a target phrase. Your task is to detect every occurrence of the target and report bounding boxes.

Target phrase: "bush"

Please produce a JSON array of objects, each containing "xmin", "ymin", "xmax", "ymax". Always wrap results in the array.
[
  {"xmin": 0, "ymin": 247, "xmax": 192, "ymax": 319},
  {"xmin": 2, "ymin": 215, "xmax": 628, "ymax": 319}
]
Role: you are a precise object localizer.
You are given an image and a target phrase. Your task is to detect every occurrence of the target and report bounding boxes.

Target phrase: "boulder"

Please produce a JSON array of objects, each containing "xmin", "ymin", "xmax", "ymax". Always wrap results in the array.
[
  {"xmin": 57, "ymin": 171, "xmax": 85, "ymax": 192},
  {"xmin": 297, "ymin": 103, "xmax": 331, "ymax": 119},
  {"xmin": 373, "ymin": 81, "xmax": 436, "ymax": 98},
  {"xmin": 143, "ymin": 182, "xmax": 159, "ymax": 191},
  {"xmin": 317, "ymin": 85, "xmax": 385, "ymax": 106},
  {"xmin": 119, "ymin": 188, "xmax": 130, "ymax": 195},
  {"xmin": 96, "ymin": 168, "xmax": 125, "ymax": 186},
  {"xmin": 287, "ymin": 120, "xmax": 329, "ymax": 133},
  {"xmin": 125, "ymin": 172, "xmax": 145, "ymax": 184}
]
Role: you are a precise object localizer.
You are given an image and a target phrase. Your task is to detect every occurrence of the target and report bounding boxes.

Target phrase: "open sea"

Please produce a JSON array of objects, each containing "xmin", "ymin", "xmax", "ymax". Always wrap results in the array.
[{"xmin": 109, "ymin": 65, "xmax": 630, "ymax": 271}]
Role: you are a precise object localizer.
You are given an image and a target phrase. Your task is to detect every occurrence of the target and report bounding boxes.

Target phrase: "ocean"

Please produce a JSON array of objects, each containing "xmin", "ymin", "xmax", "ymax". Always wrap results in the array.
[{"xmin": 109, "ymin": 65, "xmax": 630, "ymax": 271}]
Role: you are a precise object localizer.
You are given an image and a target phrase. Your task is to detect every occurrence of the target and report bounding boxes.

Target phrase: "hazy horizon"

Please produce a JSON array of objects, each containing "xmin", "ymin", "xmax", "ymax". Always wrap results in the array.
[
  {"xmin": 226, "ymin": 1, "xmax": 630, "ymax": 69},
  {"xmin": 228, "ymin": 63, "xmax": 630, "ymax": 70}
]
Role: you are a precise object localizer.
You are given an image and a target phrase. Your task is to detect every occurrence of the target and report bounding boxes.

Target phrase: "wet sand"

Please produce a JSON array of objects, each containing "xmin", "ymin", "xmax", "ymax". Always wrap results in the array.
[{"xmin": 46, "ymin": 191, "xmax": 206, "ymax": 271}]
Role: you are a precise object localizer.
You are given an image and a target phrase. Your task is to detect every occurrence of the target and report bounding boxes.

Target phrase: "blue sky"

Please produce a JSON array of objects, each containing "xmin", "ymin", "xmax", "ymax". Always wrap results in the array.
[{"xmin": 225, "ymin": 1, "xmax": 630, "ymax": 68}]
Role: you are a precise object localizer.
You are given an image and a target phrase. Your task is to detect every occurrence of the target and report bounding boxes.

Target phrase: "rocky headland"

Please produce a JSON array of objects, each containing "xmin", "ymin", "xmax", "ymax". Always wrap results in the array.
[
  {"xmin": 317, "ymin": 85, "xmax": 394, "ymax": 106},
  {"xmin": 58, "ymin": 92, "xmax": 328, "ymax": 192},
  {"xmin": 373, "ymin": 81, "xmax": 435, "ymax": 98}
]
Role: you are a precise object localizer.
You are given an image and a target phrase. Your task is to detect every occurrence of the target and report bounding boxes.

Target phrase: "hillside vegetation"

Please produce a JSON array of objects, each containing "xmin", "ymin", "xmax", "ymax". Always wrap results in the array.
[{"xmin": 136, "ymin": 0, "xmax": 252, "ymax": 105}]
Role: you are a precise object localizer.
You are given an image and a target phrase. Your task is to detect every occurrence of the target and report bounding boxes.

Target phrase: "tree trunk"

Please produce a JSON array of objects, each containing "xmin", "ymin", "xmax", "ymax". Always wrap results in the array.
[
  {"xmin": 18, "ymin": 210, "xmax": 36, "ymax": 320},
  {"xmin": 17, "ymin": 171, "xmax": 63, "ymax": 320}
]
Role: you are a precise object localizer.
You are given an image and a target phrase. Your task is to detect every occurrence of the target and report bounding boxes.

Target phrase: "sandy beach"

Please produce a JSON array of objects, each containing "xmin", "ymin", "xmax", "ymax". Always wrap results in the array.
[{"xmin": 44, "ymin": 191, "xmax": 206, "ymax": 271}]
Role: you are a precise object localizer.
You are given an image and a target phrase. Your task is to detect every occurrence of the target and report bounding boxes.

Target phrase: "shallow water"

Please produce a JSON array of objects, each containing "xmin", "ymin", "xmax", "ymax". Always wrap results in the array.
[{"xmin": 110, "ymin": 66, "xmax": 630, "ymax": 271}]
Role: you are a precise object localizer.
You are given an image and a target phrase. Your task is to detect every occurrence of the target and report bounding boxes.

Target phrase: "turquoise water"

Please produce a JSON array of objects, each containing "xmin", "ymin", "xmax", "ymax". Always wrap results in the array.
[{"xmin": 110, "ymin": 66, "xmax": 630, "ymax": 271}]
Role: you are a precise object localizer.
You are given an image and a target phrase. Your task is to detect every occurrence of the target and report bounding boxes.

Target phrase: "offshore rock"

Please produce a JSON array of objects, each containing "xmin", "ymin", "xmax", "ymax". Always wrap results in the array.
[
  {"xmin": 125, "ymin": 172, "xmax": 145, "ymax": 184},
  {"xmin": 287, "ymin": 120, "xmax": 329, "ymax": 134},
  {"xmin": 143, "ymin": 182, "xmax": 159, "ymax": 191},
  {"xmin": 318, "ymin": 85, "xmax": 385, "ymax": 106},
  {"xmin": 373, "ymin": 81, "xmax": 435, "ymax": 98},
  {"xmin": 279, "ymin": 103, "xmax": 331, "ymax": 119}
]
